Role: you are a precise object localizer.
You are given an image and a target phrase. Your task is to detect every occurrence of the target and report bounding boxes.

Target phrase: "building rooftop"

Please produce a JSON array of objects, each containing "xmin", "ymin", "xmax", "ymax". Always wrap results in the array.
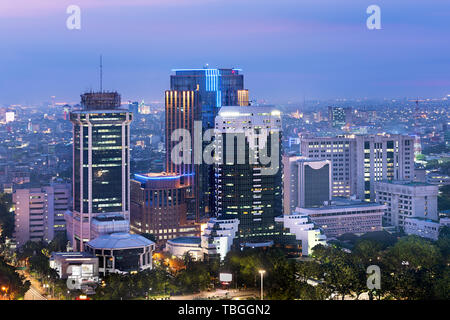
[
  {"xmin": 87, "ymin": 233, "xmax": 154, "ymax": 250},
  {"xmin": 378, "ymin": 180, "xmax": 434, "ymax": 187},
  {"xmin": 133, "ymin": 172, "xmax": 193, "ymax": 184},
  {"xmin": 81, "ymin": 92, "xmax": 121, "ymax": 110},
  {"xmin": 218, "ymin": 106, "xmax": 280, "ymax": 118},
  {"xmin": 50, "ymin": 252, "xmax": 96, "ymax": 259},
  {"xmin": 172, "ymin": 68, "xmax": 242, "ymax": 73},
  {"xmin": 299, "ymin": 198, "xmax": 385, "ymax": 211},
  {"xmin": 168, "ymin": 236, "xmax": 201, "ymax": 245},
  {"xmin": 92, "ymin": 214, "xmax": 126, "ymax": 222},
  {"xmin": 405, "ymin": 216, "xmax": 439, "ymax": 223}
]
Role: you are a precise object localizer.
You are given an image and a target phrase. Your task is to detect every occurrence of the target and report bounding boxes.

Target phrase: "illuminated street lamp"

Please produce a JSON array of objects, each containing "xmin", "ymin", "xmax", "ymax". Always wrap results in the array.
[
  {"xmin": 1, "ymin": 286, "xmax": 9, "ymax": 299},
  {"xmin": 258, "ymin": 270, "xmax": 266, "ymax": 300}
]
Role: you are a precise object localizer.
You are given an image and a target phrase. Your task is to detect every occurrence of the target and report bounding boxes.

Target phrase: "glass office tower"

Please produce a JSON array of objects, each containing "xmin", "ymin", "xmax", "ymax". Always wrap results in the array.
[
  {"xmin": 67, "ymin": 92, "xmax": 132, "ymax": 251},
  {"xmin": 166, "ymin": 68, "xmax": 249, "ymax": 221},
  {"xmin": 213, "ymin": 106, "xmax": 285, "ymax": 248}
]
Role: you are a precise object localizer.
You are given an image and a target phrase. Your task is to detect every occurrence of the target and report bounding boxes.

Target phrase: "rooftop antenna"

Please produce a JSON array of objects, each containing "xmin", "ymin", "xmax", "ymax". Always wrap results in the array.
[{"xmin": 100, "ymin": 55, "xmax": 103, "ymax": 92}]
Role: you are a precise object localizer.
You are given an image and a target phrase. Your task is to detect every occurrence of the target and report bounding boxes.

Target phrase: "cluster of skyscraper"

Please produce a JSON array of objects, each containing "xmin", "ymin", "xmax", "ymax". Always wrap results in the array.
[{"xmin": 12, "ymin": 66, "xmax": 442, "ymax": 273}]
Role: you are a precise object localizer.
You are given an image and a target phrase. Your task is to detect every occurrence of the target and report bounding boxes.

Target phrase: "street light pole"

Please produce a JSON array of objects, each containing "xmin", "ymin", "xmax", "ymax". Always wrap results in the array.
[{"xmin": 258, "ymin": 270, "xmax": 265, "ymax": 300}]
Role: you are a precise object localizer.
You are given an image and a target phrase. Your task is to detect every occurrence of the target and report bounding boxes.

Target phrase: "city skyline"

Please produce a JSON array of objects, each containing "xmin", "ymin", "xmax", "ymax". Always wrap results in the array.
[
  {"xmin": 1, "ymin": 0, "xmax": 450, "ymax": 105},
  {"xmin": 0, "ymin": 0, "xmax": 449, "ymax": 303}
]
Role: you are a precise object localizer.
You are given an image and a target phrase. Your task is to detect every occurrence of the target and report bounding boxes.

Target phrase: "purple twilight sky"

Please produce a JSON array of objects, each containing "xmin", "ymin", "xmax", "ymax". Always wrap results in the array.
[{"xmin": 0, "ymin": 0, "xmax": 449, "ymax": 105}]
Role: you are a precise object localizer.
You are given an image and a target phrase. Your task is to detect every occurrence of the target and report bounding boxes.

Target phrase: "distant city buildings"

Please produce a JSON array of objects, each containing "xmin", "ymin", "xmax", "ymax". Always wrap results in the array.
[
  {"xmin": 374, "ymin": 180, "xmax": 439, "ymax": 228},
  {"xmin": 13, "ymin": 183, "xmax": 70, "ymax": 247},
  {"xmin": 1, "ymin": 67, "xmax": 449, "ymax": 280},
  {"xmin": 328, "ymin": 106, "xmax": 351, "ymax": 128}
]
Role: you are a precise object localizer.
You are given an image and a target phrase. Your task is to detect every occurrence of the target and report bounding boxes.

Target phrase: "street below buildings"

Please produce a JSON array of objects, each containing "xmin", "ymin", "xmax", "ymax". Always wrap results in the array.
[
  {"xmin": 17, "ymin": 269, "xmax": 52, "ymax": 300},
  {"xmin": 170, "ymin": 288, "xmax": 259, "ymax": 300},
  {"xmin": 24, "ymin": 285, "xmax": 47, "ymax": 300}
]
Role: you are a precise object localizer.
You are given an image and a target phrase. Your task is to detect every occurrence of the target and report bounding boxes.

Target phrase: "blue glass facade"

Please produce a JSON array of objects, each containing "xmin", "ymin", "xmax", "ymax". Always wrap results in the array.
[
  {"xmin": 170, "ymin": 68, "xmax": 244, "ymax": 129},
  {"xmin": 167, "ymin": 68, "xmax": 246, "ymax": 220}
]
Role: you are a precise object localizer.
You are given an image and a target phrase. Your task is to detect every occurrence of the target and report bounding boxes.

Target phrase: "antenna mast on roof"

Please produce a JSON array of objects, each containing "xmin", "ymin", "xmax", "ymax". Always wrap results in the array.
[{"xmin": 100, "ymin": 55, "xmax": 103, "ymax": 92}]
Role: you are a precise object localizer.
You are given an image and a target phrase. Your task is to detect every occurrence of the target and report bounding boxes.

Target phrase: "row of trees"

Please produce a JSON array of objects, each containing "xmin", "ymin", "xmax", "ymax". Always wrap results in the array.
[
  {"xmin": 92, "ymin": 229, "xmax": 449, "ymax": 300},
  {"xmin": 438, "ymin": 185, "xmax": 450, "ymax": 211},
  {"xmin": 0, "ymin": 256, "xmax": 30, "ymax": 299},
  {"xmin": 0, "ymin": 193, "xmax": 14, "ymax": 244},
  {"xmin": 94, "ymin": 254, "xmax": 218, "ymax": 300},
  {"xmin": 14, "ymin": 234, "xmax": 79, "ymax": 299},
  {"xmin": 220, "ymin": 229, "xmax": 449, "ymax": 300}
]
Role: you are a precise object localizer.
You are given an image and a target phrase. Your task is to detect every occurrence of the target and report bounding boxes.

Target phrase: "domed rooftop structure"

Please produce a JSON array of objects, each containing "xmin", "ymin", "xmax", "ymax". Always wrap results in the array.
[{"xmin": 87, "ymin": 232, "xmax": 154, "ymax": 249}]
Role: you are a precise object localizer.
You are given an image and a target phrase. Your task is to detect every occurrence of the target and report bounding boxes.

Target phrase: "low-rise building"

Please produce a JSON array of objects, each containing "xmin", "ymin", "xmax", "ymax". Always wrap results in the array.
[
  {"xmin": 85, "ymin": 232, "xmax": 155, "ymax": 275},
  {"xmin": 275, "ymin": 211, "xmax": 327, "ymax": 256},
  {"xmin": 374, "ymin": 180, "xmax": 439, "ymax": 228},
  {"xmin": 404, "ymin": 217, "xmax": 440, "ymax": 240},
  {"xmin": 165, "ymin": 236, "xmax": 203, "ymax": 261},
  {"xmin": 49, "ymin": 252, "xmax": 99, "ymax": 293},
  {"xmin": 50, "ymin": 252, "xmax": 99, "ymax": 280},
  {"xmin": 439, "ymin": 209, "xmax": 450, "ymax": 228},
  {"xmin": 427, "ymin": 172, "xmax": 450, "ymax": 186},
  {"xmin": 201, "ymin": 218, "xmax": 240, "ymax": 261},
  {"xmin": 295, "ymin": 198, "xmax": 386, "ymax": 238}
]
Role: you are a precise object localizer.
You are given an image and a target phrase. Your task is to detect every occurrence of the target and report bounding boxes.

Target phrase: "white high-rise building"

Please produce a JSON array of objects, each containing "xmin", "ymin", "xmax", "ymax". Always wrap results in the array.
[
  {"xmin": 354, "ymin": 134, "xmax": 414, "ymax": 202},
  {"xmin": 300, "ymin": 134, "xmax": 414, "ymax": 201},
  {"xmin": 282, "ymin": 155, "xmax": 332, "ymax": 214},
  {"xmin": 300, "ymin": 136, "xmax": 356, "ymax": 198},
  {"xmin": 13, "ymin": 184, "xmax": 71, "ymax": 247}
]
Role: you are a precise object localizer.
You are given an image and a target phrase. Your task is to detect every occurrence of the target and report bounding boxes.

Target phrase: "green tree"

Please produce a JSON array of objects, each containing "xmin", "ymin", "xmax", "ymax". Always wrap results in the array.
[
  {"xmin": 382, "ymin": 236, "xmax": 444, "ymax": 299},
  {"xmin": 438, "ymin": 185, "xmax": 450, "ymax": 211},
  {"xmin": 0, "ymin": 193, "xmax": 14, "ymax": 243},
  {"xmin": 311, "ymin": 245, "xmax": 362, "ymax": 300},
  {"xmin": 48, "ymin": 233, "xmax": 68, "ymax": 253},
  {"xmin": 0, "ymin": 256, "xmax": 30, "ymax": 299}
]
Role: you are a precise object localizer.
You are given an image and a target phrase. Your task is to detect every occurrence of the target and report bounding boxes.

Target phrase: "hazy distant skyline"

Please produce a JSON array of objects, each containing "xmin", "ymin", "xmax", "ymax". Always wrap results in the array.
[{"xmin": 1, "ymin": 0, "xmax": 450, "ymax": 105}]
